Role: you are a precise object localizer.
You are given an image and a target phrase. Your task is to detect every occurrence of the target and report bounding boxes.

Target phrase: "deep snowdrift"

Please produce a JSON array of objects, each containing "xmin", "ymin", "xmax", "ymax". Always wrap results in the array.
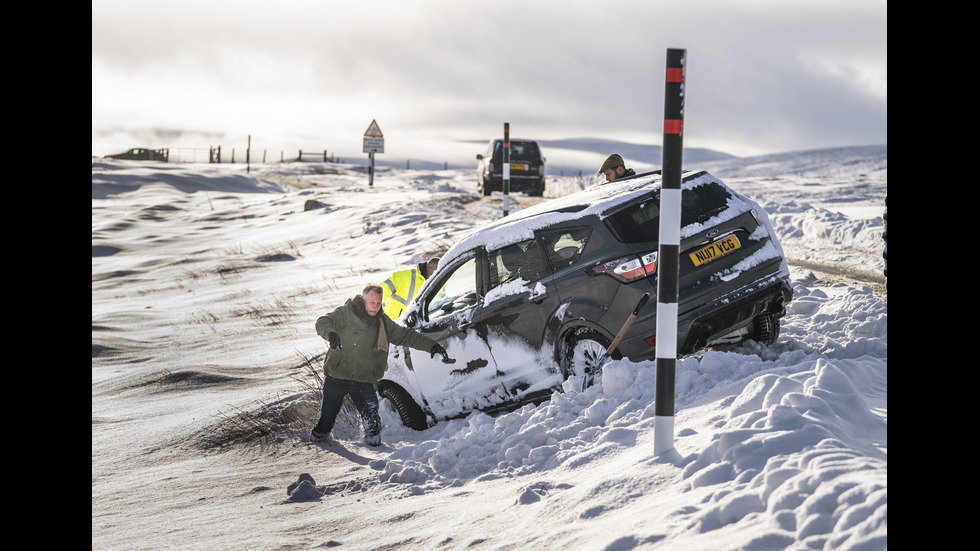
[{"xmin": 92, "ymin": 145, "xmax": 886, "ymax": 550}]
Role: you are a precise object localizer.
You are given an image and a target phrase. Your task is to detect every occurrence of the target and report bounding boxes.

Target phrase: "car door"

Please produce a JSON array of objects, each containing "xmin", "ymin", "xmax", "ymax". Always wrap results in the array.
[
  {"xmin": 476, "ymin": 236, "xmax": 564, "ymax": 397},
  {"xmin": 399, "ymin": 251, "xmax": 504, "ymax": 419}
]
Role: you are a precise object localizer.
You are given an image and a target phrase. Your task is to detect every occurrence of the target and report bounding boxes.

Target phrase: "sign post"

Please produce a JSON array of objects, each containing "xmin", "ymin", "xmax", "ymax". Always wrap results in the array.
[
  {"xmin": 654, "ymin": 48, "xmax": 686, "ymax": 456},
  {"xmin": 363, "ymin": 119, "xmax": 384, "ymax": 187}
]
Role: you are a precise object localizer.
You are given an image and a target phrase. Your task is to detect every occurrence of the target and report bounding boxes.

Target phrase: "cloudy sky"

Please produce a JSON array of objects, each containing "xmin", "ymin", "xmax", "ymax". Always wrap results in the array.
[{"xmin": 92, "ymin": 0, "xmax": 886, "ymax": 164}]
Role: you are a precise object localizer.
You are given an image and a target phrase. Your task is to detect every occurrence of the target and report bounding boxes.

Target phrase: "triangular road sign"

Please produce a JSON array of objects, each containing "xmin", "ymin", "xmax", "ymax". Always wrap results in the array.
[{"xmin": 364, "ymin": 119, "xmax": 383, "ymax": 138}]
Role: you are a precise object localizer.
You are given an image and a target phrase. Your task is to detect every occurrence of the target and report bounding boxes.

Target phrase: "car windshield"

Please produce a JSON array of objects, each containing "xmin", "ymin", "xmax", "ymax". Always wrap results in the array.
[
  {"xmin": 425, "ymin": 256, "xmax": 478, "ymax": 320},
  {"xmin": 604, "ymin": 182, "xmax": 734, "ymax": 243}
]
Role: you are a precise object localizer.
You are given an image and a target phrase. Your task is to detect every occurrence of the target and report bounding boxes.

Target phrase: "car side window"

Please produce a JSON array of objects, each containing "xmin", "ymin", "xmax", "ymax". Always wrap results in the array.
[
  {"xmin": 540, "ymin": 227, "xmax": 592, "ymax": 270},
  {"xmin": 425, "ymin": 256, "xmax": 478, "ymax": 321},
  {"xmin": 489, "ymin": 239, "xmax": 549, "ymax": 288}
]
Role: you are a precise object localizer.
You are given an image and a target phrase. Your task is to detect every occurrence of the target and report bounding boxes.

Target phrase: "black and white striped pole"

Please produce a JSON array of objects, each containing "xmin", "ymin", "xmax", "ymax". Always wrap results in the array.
[
  {"xmin": 503, "ymin": 122, "xmax": 511, "ymax": 217},
  {"xmin": 654, "ymin": 48, "xmax": 685, "ymax": 455}
]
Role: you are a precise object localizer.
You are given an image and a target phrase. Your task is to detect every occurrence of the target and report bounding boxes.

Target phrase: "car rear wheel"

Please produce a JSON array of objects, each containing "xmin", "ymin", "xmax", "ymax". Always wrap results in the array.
[
  {"xmin": 752, "ymin": 313, "xmax": 780, "ymax": 345},
  {"xmin": 379, "ymin": 384, "xmax": 428, "ymax": 431},
  {"xmin": 559, "ymin": 329, "xmax": 618, "ymax": 380},
  {"xmin": 529, "ymin": 180, "xmax": 545, "ymax": 197}
]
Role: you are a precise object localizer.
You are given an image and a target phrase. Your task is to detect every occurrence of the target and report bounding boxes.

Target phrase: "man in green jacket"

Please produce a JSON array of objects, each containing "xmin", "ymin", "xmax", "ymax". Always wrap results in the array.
[{"xmin": 311, "ymin": 283, "xmax": 453, "ymax": 445}]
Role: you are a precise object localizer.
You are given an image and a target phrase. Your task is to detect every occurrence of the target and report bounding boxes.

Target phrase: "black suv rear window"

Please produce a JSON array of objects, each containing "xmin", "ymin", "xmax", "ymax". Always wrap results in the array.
[
  {"xmin": 492, "ymin": 141, "xmax": 541, "ymax": 163},
  {"xmin": 604, "ymin": 182, "xmax": 734, "ymax": 243}
]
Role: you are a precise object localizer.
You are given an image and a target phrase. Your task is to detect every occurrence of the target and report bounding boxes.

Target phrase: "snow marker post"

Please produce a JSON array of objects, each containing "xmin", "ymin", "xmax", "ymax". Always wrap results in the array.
[
  {"xmin": 654, "ymin": 48, "xmax": 685, "ymax": 456},
  {"xmin": 503, "ymin": 122, "xmax": 511, "ymax": 217}
]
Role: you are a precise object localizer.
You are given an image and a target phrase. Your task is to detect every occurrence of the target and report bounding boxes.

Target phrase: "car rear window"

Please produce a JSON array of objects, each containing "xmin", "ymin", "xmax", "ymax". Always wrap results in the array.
[
  {"xmin": 604, "ymin": 182, "xmax": 734, "ymax": 243},
  {"xmin": 492, "ymin": 141, "xmax": 541, "ymax": 163}
]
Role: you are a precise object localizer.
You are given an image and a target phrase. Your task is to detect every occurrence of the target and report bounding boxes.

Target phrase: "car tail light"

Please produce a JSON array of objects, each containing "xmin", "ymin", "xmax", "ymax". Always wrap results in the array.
[
  {"xmin": 591, "ymin": 251, "xmax": 657, "ymax": 282},
  {"xmin": 750, "ymin": 209, "xmax": 763, "ymax": 226}
]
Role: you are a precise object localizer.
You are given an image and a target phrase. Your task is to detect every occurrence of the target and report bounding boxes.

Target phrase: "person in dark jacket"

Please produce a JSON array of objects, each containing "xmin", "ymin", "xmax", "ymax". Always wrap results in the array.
[
  {"xmin": 598, "ymin": 153, "xmax": 636, "ymax": 182},
  {"xmin": 311, "ymin": 283, "xmax": 453, "ymax": 445}
]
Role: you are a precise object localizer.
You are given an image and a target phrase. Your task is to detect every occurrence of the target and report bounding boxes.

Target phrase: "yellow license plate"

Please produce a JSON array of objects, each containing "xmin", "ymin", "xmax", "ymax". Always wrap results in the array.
[
  {"xmin": 689, "ymin": 235, "xmax": 741, "ymax": 266},
  {"xmin": 509, "ymin": 163, "xmax": 527, "ymax": 171}
]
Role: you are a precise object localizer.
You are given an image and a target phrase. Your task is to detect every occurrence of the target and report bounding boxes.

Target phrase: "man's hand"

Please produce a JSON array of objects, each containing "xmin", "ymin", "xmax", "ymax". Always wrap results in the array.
[
  {"xmin": 327, "ymin": 332, "xmax": 343, "ymax": 350},
  {"xmin": 430, "ymin": 343, "xmax": 455, "ymax": 364}
]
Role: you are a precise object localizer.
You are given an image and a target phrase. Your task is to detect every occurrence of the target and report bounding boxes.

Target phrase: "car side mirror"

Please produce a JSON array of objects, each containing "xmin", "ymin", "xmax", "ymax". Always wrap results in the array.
[
  {"xmin": 476, "ymin": 154, "xmax": 483, "ymax": 160},
  {"xmin": 405, "ymin": 311, "xmax": 418, "ymax": 327}
]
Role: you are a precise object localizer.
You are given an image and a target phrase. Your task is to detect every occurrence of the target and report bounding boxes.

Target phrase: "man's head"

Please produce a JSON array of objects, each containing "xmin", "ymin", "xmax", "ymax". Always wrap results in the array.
[
  {"xmin": 362, "ymin": 283, "xmax": 384, "ymax": 316},
  {"xmin": 425, "ymin": 257, "xmax": 440, "ymax": 278},
  {"xmin": 598, "ymin": 154, "xmax": 627, "ymax": 182}
]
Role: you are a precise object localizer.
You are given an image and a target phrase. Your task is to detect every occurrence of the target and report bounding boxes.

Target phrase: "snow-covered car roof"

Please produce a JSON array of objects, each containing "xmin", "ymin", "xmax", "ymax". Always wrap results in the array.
[{"xmin": 444, "ymin": 169, "xmax": 726, "ymax": 258}]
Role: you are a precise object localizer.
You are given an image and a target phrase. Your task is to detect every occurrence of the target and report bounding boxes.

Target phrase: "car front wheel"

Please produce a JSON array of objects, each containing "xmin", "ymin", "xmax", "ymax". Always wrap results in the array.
[{"xmin": 379, "ymin": 384, "xmax": 428, "ymax": 431}]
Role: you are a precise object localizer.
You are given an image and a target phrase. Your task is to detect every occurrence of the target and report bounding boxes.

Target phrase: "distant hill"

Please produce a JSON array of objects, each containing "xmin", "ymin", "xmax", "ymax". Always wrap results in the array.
[
  {"xmin": 539, "ymin": 138, "xmax": 736, "ymax": 164},
  {"xmin": 439, "ymin": 137, "xmax": 737, "ymax": 176},
  {"xmin": 350, "ymin": 139, "xmax": 886, "ymax": 178}
]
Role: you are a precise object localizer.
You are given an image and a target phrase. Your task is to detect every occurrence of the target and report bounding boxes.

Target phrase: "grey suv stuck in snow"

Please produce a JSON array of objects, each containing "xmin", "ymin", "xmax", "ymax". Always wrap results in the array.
[
  {"xmin": 378, "ymin": 169, "xmax": 793, "ymax": 430},
  {"xmin": 476, "ymin": 138, "xmax": 546, "ymax": 196}
]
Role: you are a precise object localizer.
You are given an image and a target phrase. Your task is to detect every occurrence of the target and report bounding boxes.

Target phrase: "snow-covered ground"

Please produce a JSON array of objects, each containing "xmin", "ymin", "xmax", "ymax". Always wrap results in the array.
[{"xmin": 92, "ymin": 145, "xmax": 886, "ymax": 550}]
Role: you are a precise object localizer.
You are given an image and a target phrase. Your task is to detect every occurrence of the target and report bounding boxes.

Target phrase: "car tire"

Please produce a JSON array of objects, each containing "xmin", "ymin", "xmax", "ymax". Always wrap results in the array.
[
  {"xmin": 379, "ymin": 384, "xmax": 428, "ymax": 431},
  {"xmin": 481, "ymin": 177, "xmax": 492, "ymax": 196},
  {"xmin": 752, "ymin": 313, "xmax": 780, "ymax": 346},
  {"xmin": 530, "ymin": 180, "xmax": 545, "ymax": 197},
  {"xmin": 559, "ymin": 329, "xmax": 618, "ymax": 380}
]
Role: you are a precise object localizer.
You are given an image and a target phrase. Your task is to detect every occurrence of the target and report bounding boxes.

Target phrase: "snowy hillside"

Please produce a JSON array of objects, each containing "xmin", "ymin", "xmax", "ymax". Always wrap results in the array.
[{"xmin": 92, "ymin": 145, "xmax": 886, "ymax": 550}]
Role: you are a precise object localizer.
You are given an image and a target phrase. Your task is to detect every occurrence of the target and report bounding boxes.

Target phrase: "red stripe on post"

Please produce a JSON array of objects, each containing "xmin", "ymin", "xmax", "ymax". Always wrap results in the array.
[
  {"xmin": 664, "ymin": 119, "xmax": 683, "ymax": 134},
  {"xmin": 665, "ymin": 67, "xmax": 684, "ymax": 83}
]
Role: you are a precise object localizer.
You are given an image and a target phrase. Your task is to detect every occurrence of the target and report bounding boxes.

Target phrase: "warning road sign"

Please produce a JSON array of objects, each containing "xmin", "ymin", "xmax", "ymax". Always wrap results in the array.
[
  {"xmin": 363, "ymin": 119, "xmax": 384, "ymax": 153},
  {"xmin": 364, "ymin": 119, "xmax": 383, "ymax": 138}
]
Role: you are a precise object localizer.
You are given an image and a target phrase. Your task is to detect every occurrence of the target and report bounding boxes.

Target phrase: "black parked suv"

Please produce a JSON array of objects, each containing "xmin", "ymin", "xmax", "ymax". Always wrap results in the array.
[
  {"xmin": 379, "ymin": 169, "xmax": 792, "ymax": 430},
  {"xmin": 476, "ymin": 139, "xmax": 546, "ymax": 196}
]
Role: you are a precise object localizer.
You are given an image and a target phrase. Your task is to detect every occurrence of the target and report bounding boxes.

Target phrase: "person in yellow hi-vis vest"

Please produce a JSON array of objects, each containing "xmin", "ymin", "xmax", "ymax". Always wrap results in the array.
[{"xmin": 381, "ymin": 257, "xmax": 440, "ymax": 320}]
